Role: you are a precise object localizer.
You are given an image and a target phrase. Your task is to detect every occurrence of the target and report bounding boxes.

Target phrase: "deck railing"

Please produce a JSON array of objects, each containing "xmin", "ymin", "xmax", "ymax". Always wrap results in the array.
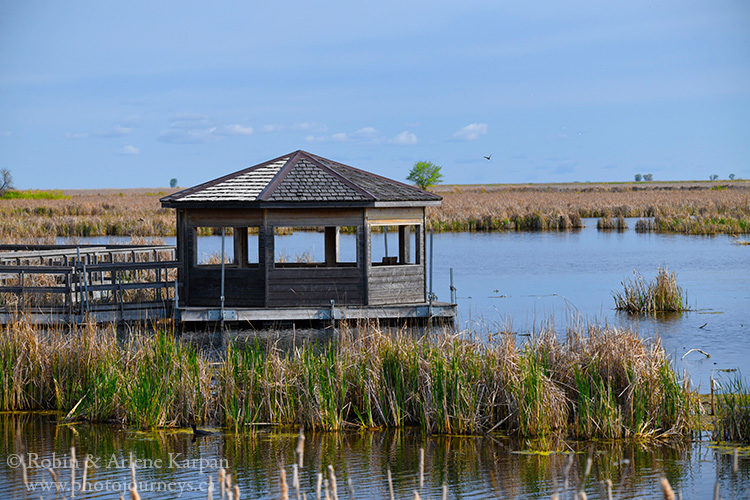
[{"xmin": 0, "ymin": 245, "xmax": 178, "ymax": 322}]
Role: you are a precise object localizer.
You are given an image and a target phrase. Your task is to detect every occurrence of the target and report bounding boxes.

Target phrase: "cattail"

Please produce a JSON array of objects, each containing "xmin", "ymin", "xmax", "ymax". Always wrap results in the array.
[
  {"xmin": 387, "ymin": 468, "xmax": 395, "ymax": 500},
  {"xmin": 226, "ymin": 472, "xmax": 232, "ymax": 494},
  {"xmin": 292, "ymin": 463, "xmax": 299, "ymax": 490},
  {"xmin": 733, "ymin": 447, "xmax": 739, "ymax": 474},
  {"xmin": 219, "ymin": 468, "xmax": 227, "ymax": 499},
  {"xmin": 413, "ymin": 491, "xmax": 421, "ymax": 500},
  {"xmin": 442, "ymin": 483, "xmax": 448, "ymax": 500},
  {"xmin": 604, "ymin": 479, "xmax": 613, "ymax": 500},
  {"xmin": 346, "ymin": 478, "xmax": 354, "ymax": 497},
  {"xmin": 81, "ymin": 457, "xmax": 88, "ymax": 494},
  {"xmin": 316, "ymin": 473, "xmax": 322, "ymax": 500},
  {"xmin": 327, "ymin": 465, "xmax": 338, "ymax": 500},
  {"xmin": 324, "ymin": 478, "xmax": 331, "ymax": 500},
  {"xmin": 70, "ymin": 446, "xmax": 76, "ymax": 498},
  {"xmin": 419, "ymin": 447, "xmax": 424, "ymax": 490},
  {"xmin": 233, "ymin": 484, "xmax": 240, "ymax": 499},
  {"xmin": 660, "ymin": 477, "xmax": 675, "ymax": 500},
  {"xmin": 130, "ymin": 486, "xmax": 142, "ymax": 500},
  {"xmin": 578, "ymin": 492, "xmax": 587, "ymax": 500},
  {"xmin": 281, "ymin": 466, "xmax": 289, "ymax": 500},
  {"xmin": 713, "ymin": 480, "xmax": 720, "ymax": 500},
  {"xmin": 20, "ymin": 456, "xmax": 28, "ymax": 489},
  {"xmin": 48, "ymin": 468, "xmax": 59, "ymax": 493},
  {"xmin": 296, "ymin": 427, "xmax": 306, "ymax": 468},
  {"xmin": 207, "ymin": 476, "xmax": 214, "ymax": 500},
  {"xmin": 130, "ymin": 453, "xmax": 137, "ymax": 491}
]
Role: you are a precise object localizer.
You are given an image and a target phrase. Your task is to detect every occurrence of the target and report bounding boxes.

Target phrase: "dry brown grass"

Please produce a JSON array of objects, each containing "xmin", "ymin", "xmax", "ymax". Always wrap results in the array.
[
  {"xmin": 1, "ymin": 181, "xmax": 748, "ymax": 237},
  {"xmin": 429, "ymin": 181, "xmax": 750, "ymax": 233}
]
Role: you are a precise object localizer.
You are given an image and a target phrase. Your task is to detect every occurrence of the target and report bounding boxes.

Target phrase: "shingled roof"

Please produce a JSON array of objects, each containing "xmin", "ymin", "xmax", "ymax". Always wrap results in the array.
[{"xmin": 160, "ymin": 150, "xmax": 442, "ymax": 208}]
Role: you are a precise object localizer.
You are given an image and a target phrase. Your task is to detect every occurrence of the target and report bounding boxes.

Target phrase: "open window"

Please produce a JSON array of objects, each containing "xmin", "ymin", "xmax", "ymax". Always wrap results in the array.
[
  {"xmin": 194, "ymin": 227, "xmax": 235, "ymax": 266},
  {"xmin": 370, "ymin": 224, "xmax": 420, "ymax": 266},
  {"xmin": 274, "ymin": 226, "xmax": 358, "ymax": 268},
  {"xmin": 193, "ymin": 226, "xmax": 259, "ymax": 267}
]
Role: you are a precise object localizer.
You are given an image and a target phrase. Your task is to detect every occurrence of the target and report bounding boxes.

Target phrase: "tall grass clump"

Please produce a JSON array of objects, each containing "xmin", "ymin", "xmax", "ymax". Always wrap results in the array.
[
  {"xmin": 714, "ymin": 375, "xmax": 750, "ymax": 443},
  {"xmin": 613, "ymin": 267, "xmax": 688, "ymax": 314},
  {"xmin": 0, "ymin": 319, "xmax": 212, "ymax": 428},
  {"xmin": 218, "ymin": 324, "xmax": 695, "ymax": 439}
]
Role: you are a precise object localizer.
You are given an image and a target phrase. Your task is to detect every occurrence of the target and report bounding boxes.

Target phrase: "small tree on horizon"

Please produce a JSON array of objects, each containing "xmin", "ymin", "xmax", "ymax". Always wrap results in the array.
[
  {"xmin": 729, "ymin": 173, "xmax": 735, "ymax": 180},
  {"xmin": 634, "ymin": 173, "xmax": 642, "ymax": 182},
  {"xmin": 0, "ymin": 169, "xmax": 13, "ymax": 195},
  {"xmin": 643, "ymin": 173, "xmax": 653, "ymax": 181},
  {"xmin": 170, "ymin": 178, "xmax": 178, "ymax": 188},
  {"xmin": 710, "ymin": 174, "xmax": 719, "ymax": 181},
  {"xmin": 407, "ymin": 161, "xmax": 443, "ymax": 190}
]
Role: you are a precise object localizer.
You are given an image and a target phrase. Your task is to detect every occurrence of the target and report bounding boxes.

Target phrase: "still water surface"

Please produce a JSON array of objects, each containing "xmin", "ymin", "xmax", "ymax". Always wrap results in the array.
[
  {"xmin": 65, "ymin": 220, "xmax": 749, "ymax": 389},
  {"xmin": 53, "ymin": 222, "xmax": 750, "ymax": 498},
  {"xmin": 0, "ymin": 413, "xmax": 746, "ymax": 499}
]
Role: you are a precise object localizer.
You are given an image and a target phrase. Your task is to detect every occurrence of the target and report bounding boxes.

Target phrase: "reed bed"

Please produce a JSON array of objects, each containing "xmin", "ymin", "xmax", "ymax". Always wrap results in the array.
[
  {"xmin": 0, "ymin": 319, "xmax": 696, "ymax": 439},
  {"xmin": 714, "ymin": 375, "xmax": 750, "ymax": 444},
  {"xmin": 0, "ymin": 182, "xmax": 748, "ymax": 238},
  {"xmin": 597, "ymin": 215, "xmax": 627, "ymax": 231},
  {"xmin": 613, "ymin": 267, "xmax": 688, "ymax": 314}
]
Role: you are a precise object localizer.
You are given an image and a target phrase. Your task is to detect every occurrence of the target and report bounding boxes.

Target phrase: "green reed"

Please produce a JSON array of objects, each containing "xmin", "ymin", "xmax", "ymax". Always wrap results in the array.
[
  {"xmin": 613, "ymin": 267, "xmax": 688, "ymax": 314},
  {"xmin": 0, "ymin": 319, "xmax": 696, "ymax": 439},
  {"xmin": 714, "ymin": 375, "xmax": 750, "ymax": 443}
]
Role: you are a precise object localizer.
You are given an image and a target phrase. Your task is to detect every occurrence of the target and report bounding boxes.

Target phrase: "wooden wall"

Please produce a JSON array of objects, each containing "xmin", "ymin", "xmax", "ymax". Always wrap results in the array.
[
  {"xmin": 178, "ymin": 206, "xmax": 428, "ymax": 308},
  {"xmin": 368, "ymin": 265, "xmax": 425, "ymax": 305}
]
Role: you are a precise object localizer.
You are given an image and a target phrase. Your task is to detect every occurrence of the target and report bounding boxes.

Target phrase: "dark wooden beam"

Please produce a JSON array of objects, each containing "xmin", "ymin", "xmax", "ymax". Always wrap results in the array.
[
  {"xmin": 324, "ymin": 226, "xmax": 339, "ymax": 266},
  {"xmin": 398, "ymin": 225, "xmax": 411, "ymax": 264}
]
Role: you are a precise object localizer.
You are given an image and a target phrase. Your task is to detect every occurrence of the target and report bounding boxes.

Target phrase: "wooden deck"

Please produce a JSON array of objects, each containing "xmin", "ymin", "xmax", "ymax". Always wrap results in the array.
[{"xmin": 0, "ymin": 244, "xmax": 456, "ymax": 326}]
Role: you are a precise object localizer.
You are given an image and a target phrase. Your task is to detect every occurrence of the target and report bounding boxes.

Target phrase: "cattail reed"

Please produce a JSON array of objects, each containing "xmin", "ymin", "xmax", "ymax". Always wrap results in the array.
[
  {"xmin": 296, "ymin": 427, "xmax": 306, "ymax": 468},
  {"xmin": 281, "ymin": 466, "xmax": 289, "ymax": 500},
  {"xmin": 418, "ymin": 447, "xmax": 424, "ymax": 490},
  {"xmin": 219, "ymin": 468, "xmax": 226, "ymax": 498},
  {"xmin": 70, "ymin": 446, "xmax": 76, "ymax": 497},
  {"xmin": 387, "ymin": 468, "xmax": 395, "ymax": 500},
  {"xmin": 316, "ymin": 473, "xmax": 322, "ymax": 500},
  {"xmin": 327, "ymin": 465, "xmax": 338, "ymax": 500},
  {"xmin": 660, "ymin": 477, "xmax": 675, "ymax": 500}
]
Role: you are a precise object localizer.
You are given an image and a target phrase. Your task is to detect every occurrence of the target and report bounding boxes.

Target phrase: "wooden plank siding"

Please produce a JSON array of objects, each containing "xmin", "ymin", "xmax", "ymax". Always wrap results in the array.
[
  {"xmin": 367, "ymin": 265, "xmax": 425, "ymax": 305},
  {"xmin": 185, "ymin": 267, "xmax": 264, "ymax": 307},
  {"xmin": 267, "ymin": 267, "xmax": 363, "ymax": 306}
]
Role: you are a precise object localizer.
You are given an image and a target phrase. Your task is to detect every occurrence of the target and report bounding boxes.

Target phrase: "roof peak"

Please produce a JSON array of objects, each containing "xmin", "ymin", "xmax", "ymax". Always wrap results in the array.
[{"xmin": 161, "ymin": 150, "xmax": 442, "ymax": 208}]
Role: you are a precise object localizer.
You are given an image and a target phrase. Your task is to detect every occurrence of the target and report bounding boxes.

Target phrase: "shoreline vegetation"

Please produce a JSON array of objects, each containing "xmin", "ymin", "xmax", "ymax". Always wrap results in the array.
[
  {"xmin": 0, "ymin": 318, "xmax": 699, "ymax": 440},
  {"xmin": 0, "ymin": 181, "xmax": 748, "ymax": 239}
]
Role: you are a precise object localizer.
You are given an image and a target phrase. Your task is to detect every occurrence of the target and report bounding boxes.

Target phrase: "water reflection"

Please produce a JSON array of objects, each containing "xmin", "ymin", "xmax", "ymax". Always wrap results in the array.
[{"xmin": 0, "ymin": 413, "xmax": 747, "ymax": 499}]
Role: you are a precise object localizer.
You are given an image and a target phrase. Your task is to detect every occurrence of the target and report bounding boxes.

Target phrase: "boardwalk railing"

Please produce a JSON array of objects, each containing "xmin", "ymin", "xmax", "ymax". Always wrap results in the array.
[{"xmin": 0, "ymin": 245, "xmax": 178, "ymax": 323}]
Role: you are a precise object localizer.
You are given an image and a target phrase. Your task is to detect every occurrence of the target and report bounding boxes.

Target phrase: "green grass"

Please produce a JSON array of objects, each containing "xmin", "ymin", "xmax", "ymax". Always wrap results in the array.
[{"xmin": 0, "ymin": 190, "xmax": 69, "ymax": 200}]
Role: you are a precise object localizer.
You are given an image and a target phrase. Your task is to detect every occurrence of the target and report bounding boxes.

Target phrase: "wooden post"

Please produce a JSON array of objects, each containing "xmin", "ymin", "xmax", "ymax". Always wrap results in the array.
[
  {"xmin": 19, "ymin": 270, "xmax": 25, "ymax": 311},
  {"xmin": 361, "ymin": 213, "xmax": 371, "ymax": 305},
  {"xmin": 398, "ymin": 225, "xmax": 411, "ymax": 264},
  {"xmin": 235, "ymin": 227, "xmax": 248, "ymax": 268},
  {"xmin": 117, "ymin": 271, "xmax": 125, "ymax": 323},
  {"xmin": 324, "ymin": 226, "xmax": 339, "ymax": 267}
]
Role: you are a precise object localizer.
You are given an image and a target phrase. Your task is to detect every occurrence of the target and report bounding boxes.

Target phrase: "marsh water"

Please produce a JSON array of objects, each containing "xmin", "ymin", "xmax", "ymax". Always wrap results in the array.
[
  {"xmin": 0, "ymin": 413, "xmax": 747, "ymax": 499},
  {"xmin": 49, "ymin": 220, "xmax": 750, "ymax": 498}
]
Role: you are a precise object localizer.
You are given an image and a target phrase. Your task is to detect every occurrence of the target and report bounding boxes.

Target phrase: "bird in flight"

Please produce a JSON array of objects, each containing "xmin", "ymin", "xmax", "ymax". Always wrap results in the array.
[{"xmin": 483, "ymin": 154, "xmax": 492, "ymax": 160}]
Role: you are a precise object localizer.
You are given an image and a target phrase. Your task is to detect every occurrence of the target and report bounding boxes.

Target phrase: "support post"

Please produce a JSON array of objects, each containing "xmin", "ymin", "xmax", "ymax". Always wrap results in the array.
[
  {"xmin": 383, "ymin": 226, "xmax": 389, "ymax": 258},
  {"xmin": 398, "ymin": 225, "xmax": 411, "ymax": 264},
  {"xmin": 429, "ymin": 229, "xmax": 434, "ymax": 317},
  {"xmin": 220, "ymin": 226, "xmax": 226, "ymax": 329},
  {"xmin": 450, "ymin": 267, "xmax": 455, "ymax": 304},
  {"xmin": 324, "ymin": 226, "xmax": 339, "ymax": 267}
]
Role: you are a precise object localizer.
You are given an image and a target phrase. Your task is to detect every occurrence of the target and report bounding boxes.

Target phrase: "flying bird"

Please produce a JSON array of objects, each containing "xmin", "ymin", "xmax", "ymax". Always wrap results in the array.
[{"xmin": 483, "ymin": 154, "xmax": 492, "ymax": 160}]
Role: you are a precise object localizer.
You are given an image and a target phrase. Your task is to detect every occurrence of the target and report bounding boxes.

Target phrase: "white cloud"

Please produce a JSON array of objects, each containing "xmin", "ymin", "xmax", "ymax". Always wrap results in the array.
[
  {"xmin": 331, "ymin": 132, "xmax": 349, "ymax": 142},
  {"xmin": 98, "ymin": 124, "xmax": 132, "ymax": 138},
  {"xmin": 118, "ymin": 145, "xmax": 140, "ymax": 155},
  {"xmin": 65, "ymin": 132, "xmax": 89, "ymax": 139},
  {"xmin": 216, "ymin": 124, "xmax": 254, "ymax": 136},
  {"xmin": 262, "ymin": 124, "xmax": 283, "ymax": 132},
  {"xmin": 304, "ymin": 126, "xmax": 383, "ymax": 144},
  {"xmin": 158, "ymin": 127, "xmax": 217, "ymax": 144},
  {"xmin": 391, "ymin": 131, "xmax": 418, "ymax": 145},
  {"xmin": 452, "ymin": 123, "xmax": 488, "ymax": 141},
  {"xmin": 293, "ymin": 122, "xmax": 328, "ymax": 133}
]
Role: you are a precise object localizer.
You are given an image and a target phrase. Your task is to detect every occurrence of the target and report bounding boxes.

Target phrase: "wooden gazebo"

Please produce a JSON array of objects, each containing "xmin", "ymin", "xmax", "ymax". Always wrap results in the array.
[{"xmin": 160, "ymin": 150, "xmax": 455, "ymax": 322}]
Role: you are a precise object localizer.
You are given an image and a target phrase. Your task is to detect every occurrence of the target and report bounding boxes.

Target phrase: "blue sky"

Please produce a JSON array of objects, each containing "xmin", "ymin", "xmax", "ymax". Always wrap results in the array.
[{"xmin": 1, "ymin": 0, "xmax": 748, "ymax": 189}]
